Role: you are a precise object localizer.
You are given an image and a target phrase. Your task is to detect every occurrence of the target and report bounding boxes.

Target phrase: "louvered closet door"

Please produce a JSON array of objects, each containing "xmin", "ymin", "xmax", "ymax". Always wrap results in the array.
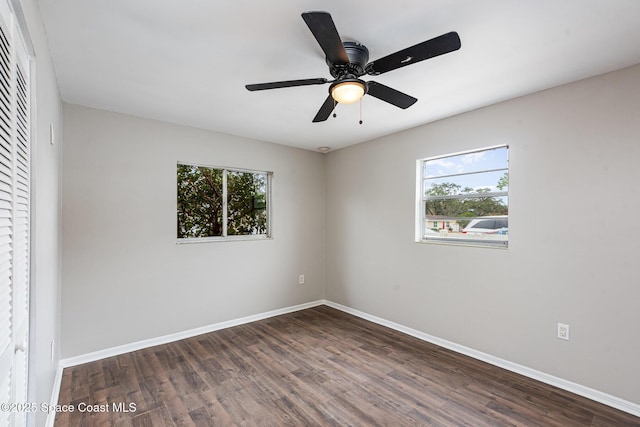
[
  {"xmin": 0, "ymin": 10, "xmax": 15, "ymax": 427},
  {"xmin": 12, "ymin": 34, "xmax": 30, "ymax": 427},
  {"xmin": 0, "ymin": 2, "xmax": 31, "ymax": 426}
]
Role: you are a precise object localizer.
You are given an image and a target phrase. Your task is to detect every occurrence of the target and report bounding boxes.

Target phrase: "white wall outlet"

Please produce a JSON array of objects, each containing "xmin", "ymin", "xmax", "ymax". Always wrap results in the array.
[
  {"xmin": 298, "ymin": 274, "xmax": 305, "ymax": 285},
  {"xmin": 50, "ymin": 340, "xmax": 55, "ymax": 363},
  {"xmin": 557, "ymin": 323, "xmax": 570, "ymax": 340}
]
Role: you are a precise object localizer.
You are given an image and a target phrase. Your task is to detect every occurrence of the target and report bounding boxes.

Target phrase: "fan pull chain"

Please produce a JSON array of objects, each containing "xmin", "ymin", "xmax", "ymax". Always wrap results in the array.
[
  {"xmin": 332, "ymin": 99, "xmax": 337, "ymax": 118},
  {"xmin": 359, "ymin": 98, "xmax": 363, "ymax": 124}
]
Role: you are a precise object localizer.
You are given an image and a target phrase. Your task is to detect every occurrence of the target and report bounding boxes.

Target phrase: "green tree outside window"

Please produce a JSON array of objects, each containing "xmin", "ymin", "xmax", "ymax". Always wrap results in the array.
[{"xmin": 177, "ymin": 164, "xmax": 270, "ymax": 239}]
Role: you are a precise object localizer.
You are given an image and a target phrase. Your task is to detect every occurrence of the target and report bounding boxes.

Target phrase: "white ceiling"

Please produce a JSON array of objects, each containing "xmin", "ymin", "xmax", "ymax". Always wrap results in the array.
[{"xmin": 38, "ymin": 0, "xmax": 640, "ymax": 152}]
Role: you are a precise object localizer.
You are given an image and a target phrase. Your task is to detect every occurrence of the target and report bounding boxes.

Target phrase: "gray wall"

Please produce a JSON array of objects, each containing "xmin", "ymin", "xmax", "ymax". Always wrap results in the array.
[
  {"xmin": 325, "ymin": 64, "xmax": 640, "ymax": 404},
  {"xmin": 59, "ymin": 60, "xmax": 640, "ymax": 407},
  {"xmin": 19, "ymin": 0, "xmax": 64, "ymax": 425},
  {"xmin": 61, "ymin": 105, "xmax": 326, "ymax": 357}
]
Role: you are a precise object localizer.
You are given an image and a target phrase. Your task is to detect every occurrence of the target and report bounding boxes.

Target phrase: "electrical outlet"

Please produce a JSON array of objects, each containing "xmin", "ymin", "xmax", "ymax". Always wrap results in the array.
[
  {"xmin": 298, "ymin": 275, "xmax": 305, "ymax": 285},
  {"xmin": 557, "ymin": 323, "xmax": 570, "ymax": 341}
]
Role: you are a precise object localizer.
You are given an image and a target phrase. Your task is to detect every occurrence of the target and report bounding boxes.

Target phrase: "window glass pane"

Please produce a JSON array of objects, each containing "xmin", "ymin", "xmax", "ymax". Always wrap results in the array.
[
  {"xmin": 424, "ymin": 195, "xmax": 508, "ymax": 218},
  {"xmin": 227, "ymin": 171, "xmax": 268, "ymax": 236},
  {"xmin": 424, "ymin": 170, "xmax": 508, "ymax": 197},
  {"xmin": 423, "ymin": 217, "xmax": 508, "ymax": 241},
  {"xmin": 177, "ymin": 165, "xmax": 223, "ymax": 237},
  {"xmin": 419, "ymin": 145, "xmax": 509, "ymax": 247},
  {"xmin": 424, "ymin": 146, "xmax": 508, "ymax": 178}
]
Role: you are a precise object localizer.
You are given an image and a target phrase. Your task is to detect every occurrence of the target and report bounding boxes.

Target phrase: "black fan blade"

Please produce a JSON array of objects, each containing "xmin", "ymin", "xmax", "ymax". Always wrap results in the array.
[
  {"xmin": 367, "ymin": 81, "xmax": 417, "ymax": 109},
  {"xmin": 366, "ymin": 32, "xmax": 461, "ymax": 76},
  {"xmin": 312, "ymin": 94, "xmax": 336, "ymax": 122},
  {"xmin": 302, "ymin": 11, "xmax": 349, "ymax": 66},
  {"xmin": 246, "ymin": 78, "xmax": 328, "ymax": 91}
]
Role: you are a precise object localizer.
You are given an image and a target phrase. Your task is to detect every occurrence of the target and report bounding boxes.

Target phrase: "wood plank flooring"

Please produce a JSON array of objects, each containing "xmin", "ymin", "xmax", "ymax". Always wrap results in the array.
[{"xmin": 55, "ymin": 305, "xmax": 640, "ymax": 426}]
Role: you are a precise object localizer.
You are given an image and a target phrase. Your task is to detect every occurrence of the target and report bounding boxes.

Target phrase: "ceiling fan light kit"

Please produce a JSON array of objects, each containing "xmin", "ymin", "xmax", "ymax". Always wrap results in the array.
[
  {"xmin": 245, "ymin": 11, "xmax": 461, "ymax": 123},
  {"xmin": 330, "ymin": 79, "xmax": 367, "ymax": 104}
]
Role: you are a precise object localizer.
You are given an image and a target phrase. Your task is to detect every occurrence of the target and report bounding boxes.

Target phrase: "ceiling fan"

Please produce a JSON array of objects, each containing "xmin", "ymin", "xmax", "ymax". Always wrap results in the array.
[{"xmin": 245, "ymin": 11, "xmax": 461, "ymax": 123}]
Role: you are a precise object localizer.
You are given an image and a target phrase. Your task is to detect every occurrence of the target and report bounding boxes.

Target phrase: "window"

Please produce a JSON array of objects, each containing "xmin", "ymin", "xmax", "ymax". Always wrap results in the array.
[
  {"xmin": 177, "ymin": 163, "xmax": 272, "ymax": 241},
  {"xmin": 417, "ymin": 145, "xmax": 509, "ymax": 248}
]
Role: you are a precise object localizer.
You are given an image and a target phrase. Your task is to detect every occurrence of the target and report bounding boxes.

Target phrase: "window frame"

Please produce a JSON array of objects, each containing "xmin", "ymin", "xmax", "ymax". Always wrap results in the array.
[
  {"xmin": 415, "ymin": 145, "xmax": 509, "ymax": 249},
  {"xmin": 177, "ymin": 162, "xmax": 273, "ymax": 243}
]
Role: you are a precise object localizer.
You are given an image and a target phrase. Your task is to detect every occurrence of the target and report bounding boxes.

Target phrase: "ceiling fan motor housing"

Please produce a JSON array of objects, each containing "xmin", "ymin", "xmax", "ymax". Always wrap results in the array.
[{"xmin": 327, "ymin": 41, "xmax": 369, "ymax": 78}]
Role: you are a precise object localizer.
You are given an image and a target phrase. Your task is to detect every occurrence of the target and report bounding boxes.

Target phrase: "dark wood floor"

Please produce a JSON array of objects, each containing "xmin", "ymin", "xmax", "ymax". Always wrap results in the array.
[{"xmin": 55, "ymin": 305, "xmax": 639, "ymax": 426}]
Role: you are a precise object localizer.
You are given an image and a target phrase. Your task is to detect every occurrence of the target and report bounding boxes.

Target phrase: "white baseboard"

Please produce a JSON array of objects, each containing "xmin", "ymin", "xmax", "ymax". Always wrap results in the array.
[
  {"xmin": 55, "ymin": 299, "xmax": 639, "ymax": 418},
  {"xmin": 44, "ymin": 364, "xmax": 64, "ymax": 427},
  {"xmin": 60, "ymin": 300, "xmax": 324, "ymax": 368},
  {"xmin": 324, "ymin": 300, "xmax": 640, "ymax": 418}
]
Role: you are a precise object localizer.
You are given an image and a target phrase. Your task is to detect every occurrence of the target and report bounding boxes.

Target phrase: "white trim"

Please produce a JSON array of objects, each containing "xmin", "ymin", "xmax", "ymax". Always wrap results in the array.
[
  {"xmin": 55, "ymin": 299, "xmax": 640, "ymax": 418},
  {"xmin": 8, "ymin": 0, "xmax": 34, "ymax": 57},
  {"xmin": 176, "ymin": 234, "xmax": 273, "ymax": 245},
  {"xmin": 176, "ymin": 163, "xmax": 273, "ymax": 241},
  {"xmin": 60, "ymin": 300, "xmax": 324, "ymax": 368},
  {"xmin": 417, "ymin": 143, "xmax": 508, "ymax": 163},
  {"xmin": 417, "ymin": 145, "xmax": 510, "ymax": 248},
  {"xmin": 414, "ymin": 158, "xmax": 423, "ymax": 242},
  {"xmin": 222, "ymin": 169, "xmax": 228, "ymax": 237},
  {"xmin": 44, "ymin": 365, "xmax": 64, "ymax": 427},
  {"xmin": 177, "ymin": 161, "xmax": 273, "ymax": 176},
  {"xmin": 324, "ymin": 300, "xmax": 640, "ymax": 418}
]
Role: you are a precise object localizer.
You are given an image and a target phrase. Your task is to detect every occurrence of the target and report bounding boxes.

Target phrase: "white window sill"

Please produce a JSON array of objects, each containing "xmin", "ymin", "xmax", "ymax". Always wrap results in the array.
[{"xmin": 177, "ymin": 235, "xmax": 272, "ymax": 244}]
